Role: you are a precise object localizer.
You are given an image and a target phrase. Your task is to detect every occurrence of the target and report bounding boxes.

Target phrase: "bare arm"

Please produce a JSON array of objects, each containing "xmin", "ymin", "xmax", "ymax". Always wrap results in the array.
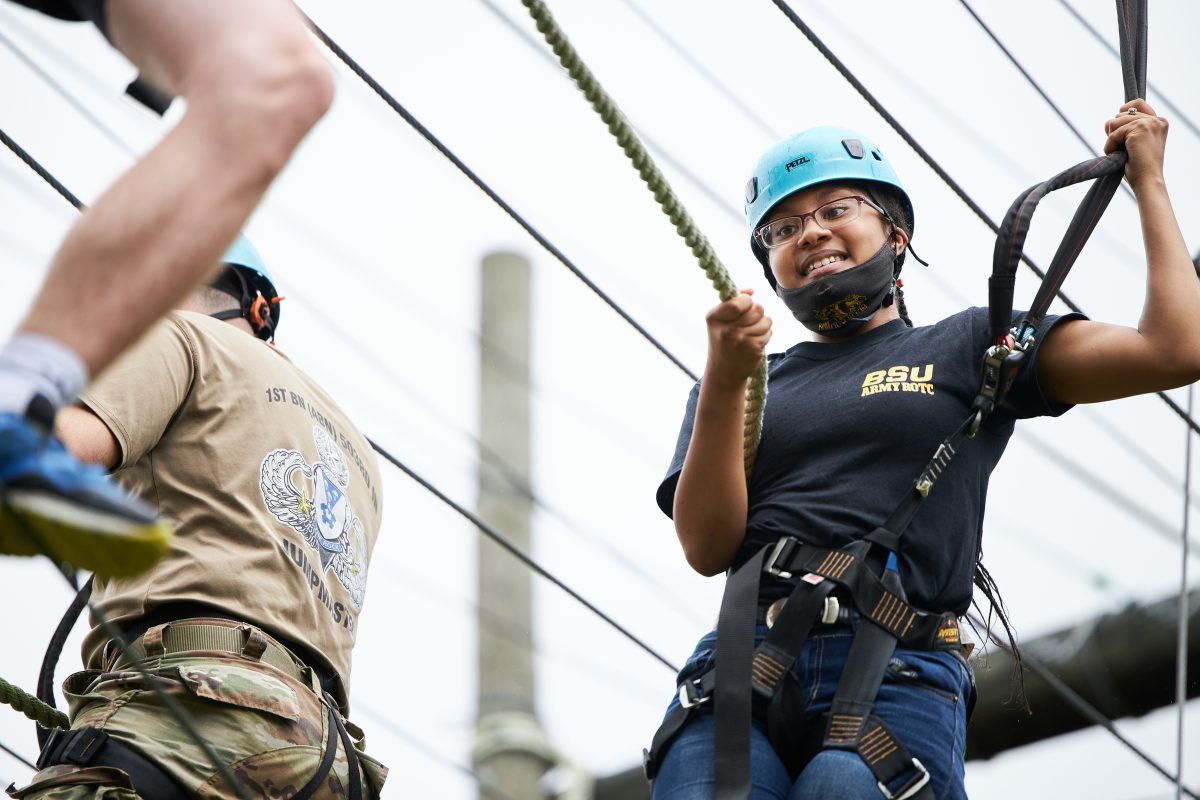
[
  {"xmin": 55, "ymin": 406, "xmax": 120, "ymax": 471},
  {"xmin": 1039, "ymin": 100, "xmax": 1200, "ymax": 404},
  {"xmin": 674, "ymin": 290, "xmax": 772, "ymax": 576}
]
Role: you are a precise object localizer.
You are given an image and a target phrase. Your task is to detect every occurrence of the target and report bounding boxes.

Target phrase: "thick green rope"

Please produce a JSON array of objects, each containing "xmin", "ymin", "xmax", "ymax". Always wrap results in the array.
[
  {"xmin": 520, "ymin": 0, "xmax": 767, "ymax": 475},
  {"xmin": 0, "ymin": 674, "xmax": 68, "ymax": 730}
]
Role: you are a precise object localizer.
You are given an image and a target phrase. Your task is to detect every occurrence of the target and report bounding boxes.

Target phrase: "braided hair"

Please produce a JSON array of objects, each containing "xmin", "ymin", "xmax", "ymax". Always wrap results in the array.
[{"xmin": 858, "ymin": 184, "xmax": 914, "ymax": 327}]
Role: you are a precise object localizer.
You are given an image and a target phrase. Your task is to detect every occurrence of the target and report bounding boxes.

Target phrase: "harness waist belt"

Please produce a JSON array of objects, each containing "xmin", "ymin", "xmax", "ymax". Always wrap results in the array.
[{"xmin": 110, "ymin": 617, "xmax": 309, "ymax": 685}]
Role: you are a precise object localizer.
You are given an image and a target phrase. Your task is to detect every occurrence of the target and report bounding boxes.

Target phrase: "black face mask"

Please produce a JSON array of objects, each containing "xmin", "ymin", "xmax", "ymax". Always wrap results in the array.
[{"xmin": 775, "ymin": 242, "xmax": 897, "ymax": 337}]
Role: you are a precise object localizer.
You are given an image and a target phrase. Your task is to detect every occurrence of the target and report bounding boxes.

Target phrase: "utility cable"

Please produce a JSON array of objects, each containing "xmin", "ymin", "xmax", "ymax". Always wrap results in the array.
[
  {"xmin": 301, "ymin": 13, "xmax": 697, "ymax": 383},
  {"xmin": 0, "ymin": 25, "xmax": 134, "ymax": 158},
  {"xmin": 2, "ymin": 46, "xmax": 710, "ymax": 648},
  {"xmin": 0, "ymin": 496, "xmax": 253, "ymax": 800},
  {"xmin": 957, "ymin": 0, "xmax": 1135, "ymax": 202},
  {"xmin": 385, "ymin": 562, "xmax": 666, "ymax": 700},
  {"xmin": 368, "ymin": 437, "xmax": 678, "ymax": 673},
  {"xmin": 1056, "ymin": 0, "xmax": 1200, "ymax": 142},
  {"xmin": 0, "ymin": 121, "xmax": 679, "ymax": 676},
  {"xmin": 0, "ymin": 13, "xmax": 1186, "ymax": 522},
  {"xmin": 967, "ymin": 611, "xmax": 1200, "ymax": 800},
  {"xmin": 352, "ymin": 705, "xmax": 523, "ymax": 800},
  {"xmin": 0, "ymin": 127, "xmax": 82, "ymax": 210},
  {"xmin": 769, "ymin": 0, "xmax": 1200, "ymax": 438},
  {"xmin": 1019, "ymin": 428, "xmax": 1200, "ymax": 554},
  {"xmin": 473, "ymin": 0, "xmax": 743, "ymax": 225},
  {"xmin": 0, "ymin": 737, "xmax": 35, "ymax": 771},
  {"xmin": 517, "ymin": 0, "xmax": 766, "ymax": 476},
  {"xmin": 284, "ymin": 290, "xmax": 708, "ymax": 627},
  {"xmin": 1176, "ymin": 386, "xmax": 1193, "ymax": 799},
  {"xmin": 613, "ymin": 0, "xmax": 779, "ymax": 141}
]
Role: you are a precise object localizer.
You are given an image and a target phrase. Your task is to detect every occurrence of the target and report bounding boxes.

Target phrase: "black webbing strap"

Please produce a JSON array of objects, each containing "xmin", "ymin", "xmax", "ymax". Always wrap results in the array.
[
  {"xmin": 332, "ymin": 705, "xmax": 364, "ymax": 800},
  {"xmin": 713, "ymin": 547, "xmax": 770, "ymax": 799},
  {"xmin": 752, "ymin": 577, "xmax": 836, "ymax": 702},
  {"xmin": 36, "ymin": 726, "xmax": 188, "ymax": 799},
  {"xmin": 643, "ymin": 668, "xmax": 718, "ymax": 782},
  {"xmin": 768, "ymin": 540, "xmax": 957, "ymax": 651},
  {"xmin": 822, "ymin": 570, "xmax": 934, "ymax": 800},
  {"xmin": 293, "ymin": 703, "xmax": 341, "ymax": 800},
  {"xmin": 989, "ymin": 0, "xmax": 1146, "ymax": 346},
  {"xmin": 37, "ymin": 576, "xmax": 93, "ymax": 749}
]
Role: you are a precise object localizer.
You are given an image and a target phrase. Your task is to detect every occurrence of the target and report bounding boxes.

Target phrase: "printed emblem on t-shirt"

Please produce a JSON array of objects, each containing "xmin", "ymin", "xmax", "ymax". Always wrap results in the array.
[
  {"xmin": 860, "ymin": 364, "xmax": 935, "ymax": 397},
  {"xmin": 259, "ymin": 426, "xmax": 369, "ymax": 611}
]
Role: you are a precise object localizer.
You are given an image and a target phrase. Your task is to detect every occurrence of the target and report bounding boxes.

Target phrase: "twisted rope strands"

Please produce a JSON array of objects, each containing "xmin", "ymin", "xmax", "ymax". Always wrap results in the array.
[
  {"xmin": 519, "ymin": 0, "xmax": 765, "ymax": 473},
  {"xmin": 0, "ymin": 675, "xmax": 68, "ymax": 730}
]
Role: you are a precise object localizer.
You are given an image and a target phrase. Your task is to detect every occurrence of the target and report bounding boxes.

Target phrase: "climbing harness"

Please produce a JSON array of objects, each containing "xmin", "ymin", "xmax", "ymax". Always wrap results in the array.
[
  {"xmin": 519, "ymin": 0, "xmax": 767, "ymax": 477},
  {"xmin": 33, "ymin": 616, "xmax": 367, "ymax": 800},
  {"xmin": 645, "ymin": 1, "xmax": 1148, "ymax": 797}
]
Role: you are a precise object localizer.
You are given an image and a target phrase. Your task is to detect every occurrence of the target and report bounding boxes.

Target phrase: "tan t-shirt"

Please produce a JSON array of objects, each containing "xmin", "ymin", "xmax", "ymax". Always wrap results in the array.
[{"xmin": 79, "ymin": 311, "xmax": 383, "ymax": 693}]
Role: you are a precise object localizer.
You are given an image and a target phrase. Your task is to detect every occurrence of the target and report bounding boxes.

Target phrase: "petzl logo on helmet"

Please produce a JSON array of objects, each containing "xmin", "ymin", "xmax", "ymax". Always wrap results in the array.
[{"xmin": 785, "ymin": 156, "xmax": 811, "ymax": 172}]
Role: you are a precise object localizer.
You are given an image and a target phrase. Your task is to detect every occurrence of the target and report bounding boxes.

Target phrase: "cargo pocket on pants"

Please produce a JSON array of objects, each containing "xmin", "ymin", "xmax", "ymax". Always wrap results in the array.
[{"xmin": 6, "ymin": 764, "xmax": 140, "ymax": 799}]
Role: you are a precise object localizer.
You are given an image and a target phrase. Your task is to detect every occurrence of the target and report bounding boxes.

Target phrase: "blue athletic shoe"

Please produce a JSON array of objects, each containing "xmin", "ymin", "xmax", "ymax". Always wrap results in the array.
[{"xmin": 0, "ymin": 397, "xmax": 171, "ymax": 578}]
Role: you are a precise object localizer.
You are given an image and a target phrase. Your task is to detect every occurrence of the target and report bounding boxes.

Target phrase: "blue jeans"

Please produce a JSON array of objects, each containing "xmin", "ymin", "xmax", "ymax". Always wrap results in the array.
[{"xmin": 651, "ymin": 623, "xmax": 973, "ymax": 800}]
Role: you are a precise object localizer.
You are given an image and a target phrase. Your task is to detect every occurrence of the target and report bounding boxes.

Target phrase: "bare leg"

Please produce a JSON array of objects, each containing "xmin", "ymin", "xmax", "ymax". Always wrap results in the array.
[{"xmin": 16, "ymin": 0, "xmax": 333, "ymax": 375}]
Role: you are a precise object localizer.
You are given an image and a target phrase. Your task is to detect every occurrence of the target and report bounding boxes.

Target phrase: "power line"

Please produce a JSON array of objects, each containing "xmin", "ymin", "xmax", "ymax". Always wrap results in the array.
[
  {"xmin": 1056, "ymin": 0, "xmax": 1200, "ymax": 142},
  {"xmin": 0, "ymin": 112, "xmax": 678, "ymax": 681},
  {"xmin": 303, "ymin": 12, "xmax": 698, "ymax": 383},
  {"xmin": 1176, "ymin": 387, "xmax": 1193, "ymax": 797},
  {"xmin": 956, "ymin": 0, "xmax": 1135, "ymax": 206},
  {"xmin": 368, "ymin": 436, "xmax": 677, "ymax": 673},
  {"xmin": 0, "ymin": 127, "xmax": 82, "ymax": 209},
  {"xmin": 352, "ymin": 705, "xmax": 523, "ymax": 800},
  {"xmin": 282, "ymin": 291, "xmax": 708, "ymax": 628},
  {"xmin": 958, "ymin": 0, "xmax": 1095, "ymax": 158},
  {"xmin": 0, "ymin": 737, "xmax": 35, "ymax": 771},
  {"xmin": 967, "ymin": 610, "xmax": 1200, "ymax": 800},
  {"xmin": 768, "ymin": 0, "xmax": 1200, "ymax": 439},
  {"xmin": 473, "ymin": 0, "xmax": 742, "ymax": 227},
  {"xmin": 0, "ymin": 24, "xmax": 134, "ymax": 158},
  {"xmin": 613, "ymin": 0, "xmax": 778, "ymax": 141}
]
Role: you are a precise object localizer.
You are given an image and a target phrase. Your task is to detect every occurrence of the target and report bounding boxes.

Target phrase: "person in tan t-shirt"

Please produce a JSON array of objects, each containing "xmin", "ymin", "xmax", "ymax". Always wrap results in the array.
[{"xmin": 11, "ymin": 240, "xmax": 387, "ymax": 800}]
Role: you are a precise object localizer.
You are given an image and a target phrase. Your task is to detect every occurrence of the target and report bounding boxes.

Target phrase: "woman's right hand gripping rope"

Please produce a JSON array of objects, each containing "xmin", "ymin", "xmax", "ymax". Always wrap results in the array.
[{"xmin": 704, "ymin": 288, "xmax": 773, "ymax": 391}]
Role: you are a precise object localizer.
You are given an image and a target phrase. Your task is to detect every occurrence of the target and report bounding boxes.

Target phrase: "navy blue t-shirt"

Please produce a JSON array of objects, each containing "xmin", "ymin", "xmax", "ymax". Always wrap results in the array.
[{"xmin": 657, "ymin": 308, "xmax": 1081, "ymax": 615}]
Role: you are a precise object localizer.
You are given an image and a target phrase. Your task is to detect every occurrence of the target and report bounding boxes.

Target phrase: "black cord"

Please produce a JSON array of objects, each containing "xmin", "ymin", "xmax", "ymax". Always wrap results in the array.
[
  {"xmin": 0, "ymin": 488, "xmax": 253, "ymax": 800},
  {"xmin": 303, "ymin": 13, "xmax": 697, "ymax": 383},
  {"xmin": 0, "ymin": 736, "xmax": 36, "ymax": 771},
  {"xmin": 367, "ymin": 437, "xmax": 678, "ymax": 673},
  {"xmin": 967, "ymin": 612, "xmax": 1200, "ymax": 800},
  {"xmin": 0, "ymin": 127, "xmax": 83, "ymax": 210},
  {"xmin": 1056, "ymin": 0, "xmax": 1200, "ymax": 142},
  {"xmin": 769, "ymin": 0, "xmax": 1200, "ymax": 438}
]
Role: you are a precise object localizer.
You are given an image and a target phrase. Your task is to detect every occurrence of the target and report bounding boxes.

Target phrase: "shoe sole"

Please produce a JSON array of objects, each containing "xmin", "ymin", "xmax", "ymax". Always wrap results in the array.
[{"xmin": 0, "ymin": 489, "xmax": 171, "ymax": 578}]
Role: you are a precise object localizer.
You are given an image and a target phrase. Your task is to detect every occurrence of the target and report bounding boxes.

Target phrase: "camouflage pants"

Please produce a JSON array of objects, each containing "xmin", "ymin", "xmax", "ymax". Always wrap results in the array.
[{"xmin": 7, "ymin": 648, "xmax": 386, "ymax": 799}]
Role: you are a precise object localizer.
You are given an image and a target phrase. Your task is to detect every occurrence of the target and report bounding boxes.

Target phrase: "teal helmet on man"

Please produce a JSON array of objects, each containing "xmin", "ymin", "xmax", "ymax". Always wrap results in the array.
[
  {"xmin": 744, "ymin": 127, "xmax": 913, "ymax": 289},
  {"xmin": 215, "ymin": 236, "xmax": 282, "ymax": 341}
]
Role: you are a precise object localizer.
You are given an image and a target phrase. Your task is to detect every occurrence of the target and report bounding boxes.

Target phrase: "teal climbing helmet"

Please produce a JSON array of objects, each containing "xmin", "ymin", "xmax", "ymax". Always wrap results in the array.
[
  {"xmin": 218, "ymin": 236, "xmax": 282, "ymax": 340},
  {"xmin": 744, "ymin": 126, "xmax": 913, "ymax": 285}
]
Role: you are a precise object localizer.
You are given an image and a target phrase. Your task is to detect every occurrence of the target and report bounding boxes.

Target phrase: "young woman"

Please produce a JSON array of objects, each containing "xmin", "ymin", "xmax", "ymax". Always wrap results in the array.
[{"xmin": 646, "ymin": 100, "xmax": 1200, "ymax": 799}]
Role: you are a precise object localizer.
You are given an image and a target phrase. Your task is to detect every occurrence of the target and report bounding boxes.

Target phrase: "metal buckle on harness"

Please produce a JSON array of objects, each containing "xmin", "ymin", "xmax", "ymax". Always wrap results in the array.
[
  {"xmin": 765, "ymin": 536, "xmax": 799, "ymax": 579},
  {"xmin": 877, "ymin": 757, "xmax": 930, "ymax": 800},
  {"xmin": 678, "ymin": 677, "xmax": 710, "ymax": 709},
  {"xmin": 972, "ymin": 330, "xmax": 1032, "ymax": 436}
]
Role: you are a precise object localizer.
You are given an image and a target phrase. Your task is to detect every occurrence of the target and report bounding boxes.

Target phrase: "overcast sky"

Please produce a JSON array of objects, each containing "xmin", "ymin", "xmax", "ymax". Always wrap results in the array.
[{"xmin": 1, "ymin": 1, "xmax": 1197, "ymax": 797}]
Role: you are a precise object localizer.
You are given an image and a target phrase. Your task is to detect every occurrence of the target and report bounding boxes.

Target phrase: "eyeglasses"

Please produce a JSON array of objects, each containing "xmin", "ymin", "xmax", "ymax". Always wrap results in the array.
[{"xmin": 754, "ymin": 195, "xmax": 890, "ymax": 250}]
